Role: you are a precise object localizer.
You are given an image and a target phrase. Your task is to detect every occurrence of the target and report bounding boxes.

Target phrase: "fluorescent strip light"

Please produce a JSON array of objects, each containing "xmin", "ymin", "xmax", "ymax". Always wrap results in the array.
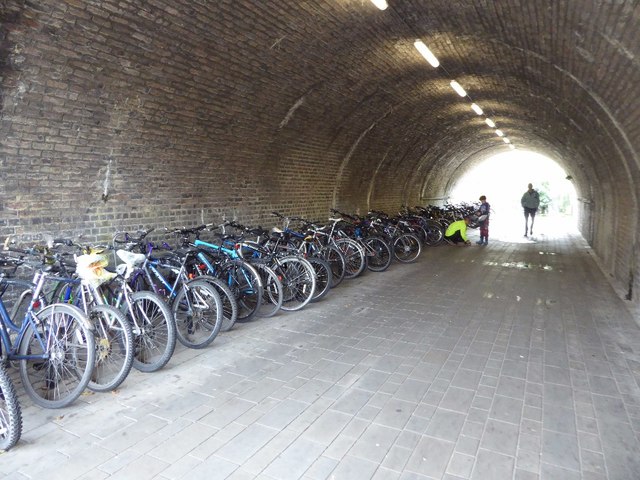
[
  {"xmin": 495, "ymin": 129, "xmax": 504, "ymax": 137},
  {"xmin": 450, "ymin": 80, "xmax": 467, "ymax": 97},
  {"xmin": 370, "ymin": 0, "xmax": 388, "ymax": 10},
  {"xmin": 414, "ymin": 40, "xmax": 439, "ymax": 68},
  {"xmin": 471, "ymin": 103, "xmax": 483, "ymax": 115},
  {"xmin": 485, "ymin": 118, "xmax": 496, "ymax": 128},
  {"xmin": 503, "ymin": 137, "xmax": 511, "ymax": 143},
  {"xmin": 509, "ymin": 144, "xmax": 516, "ymax": 150}
]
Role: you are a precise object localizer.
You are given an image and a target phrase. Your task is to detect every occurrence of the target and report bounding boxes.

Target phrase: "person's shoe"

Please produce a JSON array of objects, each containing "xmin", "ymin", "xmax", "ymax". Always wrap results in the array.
[
  {"xmin": 483, "ymin": 240, "xmax": 488, "ymax": 245},
  {"xmin": 524, "ymin": 232, "xmax": 528, "ymax": 237},
  {"xmin": 476, "ymin": 240, "xmax": 484, "ymax": 245}
]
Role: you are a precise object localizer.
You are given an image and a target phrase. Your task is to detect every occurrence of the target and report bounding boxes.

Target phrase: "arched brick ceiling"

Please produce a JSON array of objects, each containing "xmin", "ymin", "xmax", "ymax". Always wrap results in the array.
[{"xmin": 0, "ymin": 1, "xmax": 639, "ymax": 297}]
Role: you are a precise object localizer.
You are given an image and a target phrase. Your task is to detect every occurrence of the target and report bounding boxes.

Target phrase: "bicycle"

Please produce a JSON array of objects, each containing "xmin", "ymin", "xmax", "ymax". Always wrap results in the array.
[
  {"xmin": 114, "ymin": 232, "xmax": 223, "ymax": 350},
  {"xmin": 0, "ymin": 250, "xmax": 96, "ymax": 409}
]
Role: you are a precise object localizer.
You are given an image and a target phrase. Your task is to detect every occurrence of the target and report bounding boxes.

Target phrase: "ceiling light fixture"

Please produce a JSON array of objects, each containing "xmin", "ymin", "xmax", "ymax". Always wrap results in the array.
[
  {"xmin": 370, "ymin": 0, "xmax": 388, "ymax": 10},
  {"xmin": 495, "ymin": 129, "xmax": 504, "ymax": 137},
  {"xmin": 503, "ymin": 137, "xmax": 511, "ymax": 144},
  {"xmin": 414, "ymin": 40, "xmax": 440, "ymax": 68},
  {"xmin": 509, "ymin": 144, "xmax": 516, "ymax": 150},
  {"xmin": 450, "ymin": 80, "xmax": 467, "ymax": 97},
  {"xmin": 471, "ymin": 103, "xmax": 483, "ymax": 115},
  {"xmin": 485, "ymin": 118, "xmax": 496, "ymax": 128}
]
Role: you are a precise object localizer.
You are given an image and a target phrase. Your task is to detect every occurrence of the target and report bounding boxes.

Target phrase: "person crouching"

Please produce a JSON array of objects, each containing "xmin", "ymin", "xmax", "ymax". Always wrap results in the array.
[{"xmin": 444, "ymin": 217, "xmax": 471, "ymax": 246}]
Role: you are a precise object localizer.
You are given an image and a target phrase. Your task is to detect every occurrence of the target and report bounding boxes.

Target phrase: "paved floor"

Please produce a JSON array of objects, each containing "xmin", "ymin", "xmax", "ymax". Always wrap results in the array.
[{"xmin": 2, "ymin": 219, "xmax": 640, "ymax": 479}]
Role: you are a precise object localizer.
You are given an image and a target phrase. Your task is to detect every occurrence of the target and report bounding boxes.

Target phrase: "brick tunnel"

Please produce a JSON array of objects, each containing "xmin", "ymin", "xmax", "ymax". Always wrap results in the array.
[
  {"xmin": 0, "ymin": 0, "xmax": 638, "ymax": 307},
  {"xmin": 1, "ymin": 1, "xmax": 639, "ymax": 305}
]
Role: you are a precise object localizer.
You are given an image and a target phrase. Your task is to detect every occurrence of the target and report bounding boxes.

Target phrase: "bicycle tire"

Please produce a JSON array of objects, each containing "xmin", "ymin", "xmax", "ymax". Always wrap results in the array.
[
  {"xmin": 274, "ymin": 256, "xmax": 316, "ymax": 311},
  {"xmin": 0, "ymin": 364, "xmax": 22, "ymax": 451},
  {"xmin": 321, "ymin": 245, "xmax": 346, "ymax": 288},
  {"xmin": 194, "ymin": 275, "xmax": 238, "ymax": 332},
  {"xmin": 363, "ymin": 236, "xmax": 392, "ymax": 272},
  {"xmin": 130, "ymin": 291, "xmax": 176, "ymax": 373},
  {"xmin": 393, "ymin": 233, "xmax": 422, "ymax": 263},
  {"xmin": 172, "ymin": 280, "xmax": 223, "ymax": 349},
  {"xmin": 424, "ymin": 221, "xmax": 444, "ymax": 246},
  {"xmin": 220, "ymin": 260, "xmax": 263, "ymax": 322},
  {"xmin": 307, "ymin": 257, "xmax": 332, "ymax": 302},
  {"xmin": 19, "ymin": 303, "xmax": 96, "ymax": 409},
  {"xmin": 253, "ymin": 263, "xmax": 283, "ymax": 318},
  {"xmin": 87, "ymin": 304, "xmax": 134, "ymax": 393},
  {"xmin": 334, "ymin": 238, "xmax": 366, "ymax": 279}
]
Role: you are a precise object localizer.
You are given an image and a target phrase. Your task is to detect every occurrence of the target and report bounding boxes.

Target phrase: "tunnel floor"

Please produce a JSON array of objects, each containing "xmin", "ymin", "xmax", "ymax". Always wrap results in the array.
[{"xmin": 3, "ymin": 219, "xmax": 640, "ymax": 480}]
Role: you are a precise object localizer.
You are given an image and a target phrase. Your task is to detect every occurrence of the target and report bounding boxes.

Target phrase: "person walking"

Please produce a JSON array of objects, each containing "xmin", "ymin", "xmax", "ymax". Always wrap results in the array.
[
  {"xmin": 476, "ymin": 195, "xmax": 490, "ymax": 245},
  {"xmin": 521, "ymin": 183, "xmax": 540, "ymax": 237}
]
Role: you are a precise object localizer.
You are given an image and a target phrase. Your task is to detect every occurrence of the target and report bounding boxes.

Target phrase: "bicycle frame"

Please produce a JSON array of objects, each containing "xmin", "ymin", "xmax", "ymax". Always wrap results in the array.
[{"xmin": 0, "ymin": 271, "xmax": 65, "ymax": 361}]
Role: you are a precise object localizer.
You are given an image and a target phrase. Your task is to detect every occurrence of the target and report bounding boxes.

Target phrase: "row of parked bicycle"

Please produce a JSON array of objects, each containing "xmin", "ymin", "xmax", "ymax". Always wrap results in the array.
[{"xmin": 0, "ymin": 203, "xmax": 479, "ymax": 451}]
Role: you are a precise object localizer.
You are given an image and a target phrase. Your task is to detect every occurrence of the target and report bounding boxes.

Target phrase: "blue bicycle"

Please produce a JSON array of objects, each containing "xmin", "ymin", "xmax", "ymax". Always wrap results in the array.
[{"xmin": 0, "ymin": 250, "xmax": 95, "ymax": 409}]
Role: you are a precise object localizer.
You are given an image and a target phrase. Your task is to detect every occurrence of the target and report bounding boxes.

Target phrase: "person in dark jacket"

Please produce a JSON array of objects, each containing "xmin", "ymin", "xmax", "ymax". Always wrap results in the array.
[
  {"xmin": 521, "ymin": 183, "xmax": 540, "ymax": 237},
  {"xmin": 476, "ymin": 195, "xmax": 490, "ymax": 245}
]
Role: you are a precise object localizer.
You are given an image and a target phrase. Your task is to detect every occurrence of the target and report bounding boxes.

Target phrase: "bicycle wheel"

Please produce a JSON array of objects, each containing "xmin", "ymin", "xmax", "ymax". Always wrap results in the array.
[
  {"xmin": 195, "ymin": 275, "xmax": 238, "ymax": 332},
  {"xmin": 321, "ymin": 245, "xmax": 346, "ymax": 288},
  {"xmin": 307, "ymin": 257, "xmax": 332, "ymax": 302},
  {"xmin": 130, "ymin": 291, "xmax": 176, "ymax": 373},
  {"xmin": 334, "ymin": 238, "xmax": 366, "ymax": 279},
  {"xmin": 220, "ymin": 260, "xmax": 263, "ymax": 322},
  {"xmin": 253, "ymin": 263, "xmax": 283, "ymax": 318},
  {"xmin": 19, "ymin": 303, "xmax": 96, "ymax": 409},
  {"xmin": 88, "ymin": 305, "xmax": 134, "ymax": 393},
  {"xmin": 274, "ymin": 256, "xmax": 316, "ymax": 311},
  {"xmin": 172, "ymin": 280, "xmax": 223, "ymax": 349},
  {"xmin": 424, "ymin": 221, "xmax": 444, "ymax": 246},
  {"xmin": 363, "ymin": 236, "xmax": 392, "ymax": 272},
  {"xmin": 0, "ymin": 364, "xmax": 22, "ymax": 451},
  {"xmin": 393, "ymin": 233, "xmax": 422, "ymax": 263}
]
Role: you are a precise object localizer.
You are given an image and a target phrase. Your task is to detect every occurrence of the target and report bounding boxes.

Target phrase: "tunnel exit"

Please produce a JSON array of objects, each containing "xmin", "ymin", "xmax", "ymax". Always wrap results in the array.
[{"xmin": 448, "ymin": 150, "xmax": 578, "ymax": 242}]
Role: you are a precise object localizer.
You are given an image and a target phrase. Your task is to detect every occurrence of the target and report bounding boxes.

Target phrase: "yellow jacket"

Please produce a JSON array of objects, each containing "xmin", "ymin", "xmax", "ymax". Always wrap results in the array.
[{"xmin": 445, "ymin": 220, "xmax": 468, "ymax": 241}]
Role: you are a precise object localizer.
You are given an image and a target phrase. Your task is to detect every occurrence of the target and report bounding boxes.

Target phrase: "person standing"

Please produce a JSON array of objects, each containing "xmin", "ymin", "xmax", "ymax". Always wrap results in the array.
[
  {"xmin": 476, "ymin": 195, "xmax": 490, "ymax": 245},
  {"xmin": 521, "ymin": 183, "xmax": 540, "ymax": 236}
]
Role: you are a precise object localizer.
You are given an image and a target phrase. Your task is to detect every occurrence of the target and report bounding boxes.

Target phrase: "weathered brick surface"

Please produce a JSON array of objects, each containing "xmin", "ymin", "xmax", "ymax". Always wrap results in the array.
[{"xmin": 1, "ymin": 1, "xmax": 639, "ymax": 303}]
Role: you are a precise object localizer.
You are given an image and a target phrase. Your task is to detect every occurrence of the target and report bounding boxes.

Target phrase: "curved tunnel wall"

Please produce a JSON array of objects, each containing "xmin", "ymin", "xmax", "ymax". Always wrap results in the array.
[{"xmin": 1, "ymin": 1, "xmax": 639, "ymax": 304}]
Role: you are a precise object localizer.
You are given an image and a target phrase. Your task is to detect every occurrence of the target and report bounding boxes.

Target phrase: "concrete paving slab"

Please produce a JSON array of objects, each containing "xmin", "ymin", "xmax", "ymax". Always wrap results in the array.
[{"xmin": 3, "ymin": 226, "xmax": 640, "ymax": 479}]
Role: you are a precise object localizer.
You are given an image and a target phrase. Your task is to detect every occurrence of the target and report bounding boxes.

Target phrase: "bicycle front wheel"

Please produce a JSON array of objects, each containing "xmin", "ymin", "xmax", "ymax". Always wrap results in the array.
[
  {"xmin": 0, "ymin": 364, "xmax": 22, "ymax": 451},
  {"xmin": 19, "ymin": 303, "xmax": 96, "ymax": 409},
  {"xmin": 130, "ymin": 291, "xmax": 176, "ymax": 373},
  {"xmin": 220, "ymin": 260, "xmax": 263, "ymax": 322},
  {"xmin": 307, "ymin": 257, "xmax": 332, "ymax": 302},
  {"xmin": 393, "ymin": 234, "xmax": 422, "ymax": 263},
  {"xmin": 194, "ymin": 275, "xmax": 238, "ymax": 332},
  {"xmin": 172, "ymin": 280, "xmax": 223, "ymax": 349},
  {"xmin": 253, "ymin": 263, "xmax": 283, "ymax": 318},
  {"xmin": 275, "ymin": 256, "xmax": 316, "ymax": 311},
  {"xmin": 424, "ymin": 221, "xmax": 444, "ymax": 246},
  {"xmin": 363, "ymin": 236, "xmax": 392, "ymax": 272},
  {"xmin": 334, "ymin": 238, "xmax": 366, "ymax": 279},
  {"xmin": 88, "ymin": 305, "xmax": 134, "ymax": 393},
  {"xmin": 321, "ymin": 245, "xmax": 346, "ymax": 288}
]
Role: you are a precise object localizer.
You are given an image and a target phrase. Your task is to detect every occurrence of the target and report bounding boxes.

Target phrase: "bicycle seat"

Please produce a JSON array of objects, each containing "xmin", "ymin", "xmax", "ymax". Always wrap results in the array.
[{"xmin": 116, "ymin": 249, "xmax": 146, "ymax": 267}]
